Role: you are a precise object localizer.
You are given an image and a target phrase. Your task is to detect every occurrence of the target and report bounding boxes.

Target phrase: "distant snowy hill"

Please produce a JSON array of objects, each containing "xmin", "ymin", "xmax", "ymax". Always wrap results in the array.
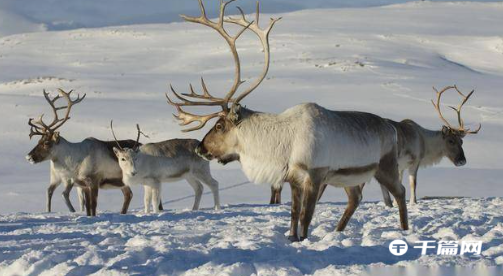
[
  {"xmin": 0, "ymin": 0, "xmax": 502, "ymax": 35},
  {"xmin": 0, "ymin": 9, "xmax": 46, "ymax": 37}
]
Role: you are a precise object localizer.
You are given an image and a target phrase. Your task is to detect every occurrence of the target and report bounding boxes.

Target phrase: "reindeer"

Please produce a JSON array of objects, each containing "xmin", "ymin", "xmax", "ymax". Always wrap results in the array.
[
  {"xmin": 26, "ymin": 89, "xmax": 135, "ymax": 216},
  {"xmin": 165, "ymin": 0, "xmax": 408, "ymax": 242},
  {"xmin": 377, "ymin": 85, "xmax": 481, "ymax": 206},
  {"xmin": 110, "ymin": 122, "xmax": 221, "ymax": 213},
  {"xmin": 316, "ymin": 85, "xmax": 482, "ymax": 206}
]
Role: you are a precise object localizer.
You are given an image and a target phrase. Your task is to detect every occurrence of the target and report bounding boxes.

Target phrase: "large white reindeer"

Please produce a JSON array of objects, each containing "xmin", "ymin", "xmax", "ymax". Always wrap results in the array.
[
  {"xmin": 26, "ymin": 89, "xmax": 135, "ymax": 216},
  {"xmin": 166, "ymin": 0, "xmax": 408, "ymax": 242},
  {"xmin": 111, "ymin": 122, "xmax": 221, "ymax": 213}
]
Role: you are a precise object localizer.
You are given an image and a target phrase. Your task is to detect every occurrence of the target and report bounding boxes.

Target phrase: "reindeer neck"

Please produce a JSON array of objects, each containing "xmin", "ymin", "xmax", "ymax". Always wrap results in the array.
[
  {"xmin": 420, "ymin": 128, "xmax": 446, "ymax": 167},
  {"xmin": 51, "ymin": 136, "xmax": 86, "ymax": 163},
  {"xmin": 234, "ymin": 111, "xmax": 294, "ymax": 186}
]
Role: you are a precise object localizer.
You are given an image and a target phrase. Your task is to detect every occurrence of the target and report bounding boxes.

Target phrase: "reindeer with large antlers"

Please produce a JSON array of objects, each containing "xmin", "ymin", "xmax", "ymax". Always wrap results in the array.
[
  {"xmin": 166, "ymin": 0, "xmax": 408, "ymax": 241},
  {"xmin": 111, "ymin": 122, "xmax": 220, "ymax": 213},
  {"xmin": 372, "ymin": 85, "xmax": 481, "ymax": 206},
  {"xmin": 26, "ymin": 89, "xmax": 136, "ymax": 216}
]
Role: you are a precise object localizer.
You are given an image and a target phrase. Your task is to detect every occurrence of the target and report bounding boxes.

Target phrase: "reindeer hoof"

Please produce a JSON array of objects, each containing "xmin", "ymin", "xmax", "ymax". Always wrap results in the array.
[{"xmin": 288, "ymin": 235, "xmax": 300, "ymax": 242}]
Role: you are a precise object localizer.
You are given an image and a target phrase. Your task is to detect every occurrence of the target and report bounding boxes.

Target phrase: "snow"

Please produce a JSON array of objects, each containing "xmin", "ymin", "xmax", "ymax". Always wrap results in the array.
[
  {"xmin": 1, "ymin": 199, "xmax": 503, "ymax": 275},
  {"xmin": 1, "ymin": 0, "xmax": 503, "ymax": 274}
]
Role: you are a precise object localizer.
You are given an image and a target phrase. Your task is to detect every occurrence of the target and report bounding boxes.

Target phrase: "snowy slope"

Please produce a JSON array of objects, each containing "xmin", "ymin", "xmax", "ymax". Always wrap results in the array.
[
  {"xmin": 0, "ymin": 0, "xmax": 503, "ymax": 274},
  {"xmin": 0, "ymin": 0, "xmax": 501, "ymax": 36}
]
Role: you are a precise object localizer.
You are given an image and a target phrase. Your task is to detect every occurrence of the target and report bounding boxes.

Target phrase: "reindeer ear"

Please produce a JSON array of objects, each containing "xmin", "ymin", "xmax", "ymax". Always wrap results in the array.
[
  {"xmin": 441, "ymin": 126, "xmax": 449, "ymax": 138},
  {"xmin": 228, "ymin": 104, "xmax": 242, "ymax": 123},
  {"xmin": 52, "ymin": 132, "xmax": 60, "ymax": 143},
  {"xmin": 113, "ymin": 147, "xmax": 121, "ymax": 156}
]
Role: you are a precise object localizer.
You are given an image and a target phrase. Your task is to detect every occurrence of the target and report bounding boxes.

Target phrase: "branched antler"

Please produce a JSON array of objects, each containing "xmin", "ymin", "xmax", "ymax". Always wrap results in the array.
[
  {"xmin": 28, "ymin": 89, "xmax": 86, "ymax": 139},
  {"xmin": 111, "ymin": 121, "xmax": 149, "ymax": 150},
  {"xmin": 166, "ymin": 0, "xmax": 279, "ymax": 132},
  {"xmin": 134, "ymin": 124, "xmax": 149, "ymax": 149},
  {"xmin": 225, "ymin": 1, "xmax": 281, "ymax": 103},
  {"xmin": 431, "ymin": 85, "xmax": 481, "ymax": 135}
]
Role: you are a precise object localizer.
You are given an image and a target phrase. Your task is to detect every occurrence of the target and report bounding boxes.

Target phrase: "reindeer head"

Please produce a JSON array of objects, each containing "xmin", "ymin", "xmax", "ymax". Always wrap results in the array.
[
  {"xmin": 26, "ymin": 89, "xmax": 86, "ymax": 164},
  {"xmin": 431, "ymin": 85, "xmax": 481, "ymax": 167},
  {"xmin": 111, "ymin": 121, "xmax": 146, "ymax": 177},
  {"xmin": 166, "ymin": 0, "xmax": 279, "ymax": 164}
]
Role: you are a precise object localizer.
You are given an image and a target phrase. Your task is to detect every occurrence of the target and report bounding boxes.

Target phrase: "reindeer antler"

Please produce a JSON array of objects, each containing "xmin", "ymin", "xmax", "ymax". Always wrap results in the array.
[
  {"xmin": 431, "ymin": 85, "xmax": 481, "ymax": 135},
  {"xmin": 28, "ymin": 89, "xmax": 86, "ymax": 139},
  {"xmin": 166, "ymin": 0, "xmax": 279, "ymax": 132},
  {"xmin": 110, "ymin": 120, "xmax": 123, "ymax": 150},
  {"xmin": 111, "ymin": 121, "xmax": 149, "ymax": 150},
  {"xmin": 225, "ymin": 1, "xmax": 281, "ymax": 104},
  {"xmin": 134, "ymin": 124, "xmax": 149, "ymax": 150}
]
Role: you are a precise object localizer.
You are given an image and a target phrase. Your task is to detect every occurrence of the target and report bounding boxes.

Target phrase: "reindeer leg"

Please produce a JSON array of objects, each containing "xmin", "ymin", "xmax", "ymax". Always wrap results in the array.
[
  {"xmin": 275, "ymin": 185, "xmax": 282, "ymax": 204},
  {"xmin": 120, "ymin": 186, "xmax": 133, "ymax": 214},
  {"xmin": 83, "ymin": 187, "xmax": 92, "ymax": 216},
  {"xmin": 61, "ymin": 180, "xmax": 76, "ymax": 213},
  {"xmin": 195, "ymin": 171, "xmax": 221, "ymax": 210},
  {"xmin": 317, "ymin": 183, "xmax": 328, "ymax": 202},
  {"xmin": 90, "ymin": 184, "xmax": 99, "ymax": 216},
  {"xmin": 270, "ymin": 185, "xmax": 282, "ymax": 204},
  {"xmin": 270, "ymin": 186, "xmax": 277, "ymax": 204},
  {"xmin": 77, "ymin": 187, "xmax": 85, "ymax": 212},
  {"xmin": 359, "ymin": 182, "xmax": 366, "ymax": 191},
  {"xmin": 143, "ymin": 186, "xmax": 152, "ymax": 213},
  {"xmin": 380, "ymin": 185, "xmax": 393, "ymax": 207},
  {"xmin": 288, "ymin": 181, "xmax": 302, "ymax": 242},
  {"xmin": 336, "ymin": 186, "xmax": 362, "ymax": 231},
  {"xmin": 299, "ymin": 177, "xmax": 320, "ymax": 241},
  {"xmin": 186, "ymin": 177, "xmax": 203, "ymax": 211},
  {"xmin": 375, "ymin": 152, "xmax": 409, "ymax": 230},
  {"xmin": 46, "ymin": 181, "xmax": 59, "ymax": 213},
  {"xmin": 151, "ymin": 183, "xmax": 161, "ymax": 213},
  {"xmin": 409, "ymin": 165, "xmax": 419, "ymax": 205}
]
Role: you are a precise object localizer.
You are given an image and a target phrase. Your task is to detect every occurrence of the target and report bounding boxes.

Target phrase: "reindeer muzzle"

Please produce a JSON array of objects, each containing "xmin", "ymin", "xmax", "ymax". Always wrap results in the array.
[
  {"xmin": 25, "ymin": 155, "xmax": 35, "ymax": 164},
  {"xmin": 455, "ymin": 159, "xmax": 467, "ymax": 167},
  {"xmin": 195, "ymin": 145, "xmax": 213, "ymax": 161}
]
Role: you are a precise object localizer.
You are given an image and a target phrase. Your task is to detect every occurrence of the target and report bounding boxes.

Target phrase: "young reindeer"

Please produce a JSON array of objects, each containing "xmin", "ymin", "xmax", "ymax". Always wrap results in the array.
[
  {"xmin": 111, "ymin": 122, "xmax": 221, "ymax": 213},
  {"xmin": 166, "ymin": 0, "xmax": 408, "ymax": 242},
  {"xmin": 26, "ymin": 89, "xmax": 136, "ymax": 216}
]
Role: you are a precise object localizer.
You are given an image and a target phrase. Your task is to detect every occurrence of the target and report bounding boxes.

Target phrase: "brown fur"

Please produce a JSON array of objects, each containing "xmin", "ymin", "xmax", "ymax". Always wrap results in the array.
[
  {"xmin": 336, "ymin": 186, "xmax": 362, "ymax": 231},
  {"xmin": 141, "ymin": 139, "xmax": 199, "ymax": 158}
]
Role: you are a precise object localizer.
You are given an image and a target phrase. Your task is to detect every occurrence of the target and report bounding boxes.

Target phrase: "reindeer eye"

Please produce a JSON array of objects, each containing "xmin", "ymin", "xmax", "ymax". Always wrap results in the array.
[
  {"xmin": 121, "ymin": 158, "xmax": 126, "ymax": 161},
  {"xmin": 215, "ymin": 123, "xmax": 223, "ymax": 131},
  {"xmin": 448, "ymin": 140, "xmax": 455, "ymax": 145}
]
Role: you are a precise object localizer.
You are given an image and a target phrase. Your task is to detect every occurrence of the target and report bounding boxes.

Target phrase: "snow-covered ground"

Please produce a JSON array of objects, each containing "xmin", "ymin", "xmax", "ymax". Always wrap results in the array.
[
  {"xmin": 1, "ymin": 198, "xmax": 503, "ymax": 275},
  {"xmin": 1, "ymin": 0, "xmax": 503, "ymax": 275}
]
